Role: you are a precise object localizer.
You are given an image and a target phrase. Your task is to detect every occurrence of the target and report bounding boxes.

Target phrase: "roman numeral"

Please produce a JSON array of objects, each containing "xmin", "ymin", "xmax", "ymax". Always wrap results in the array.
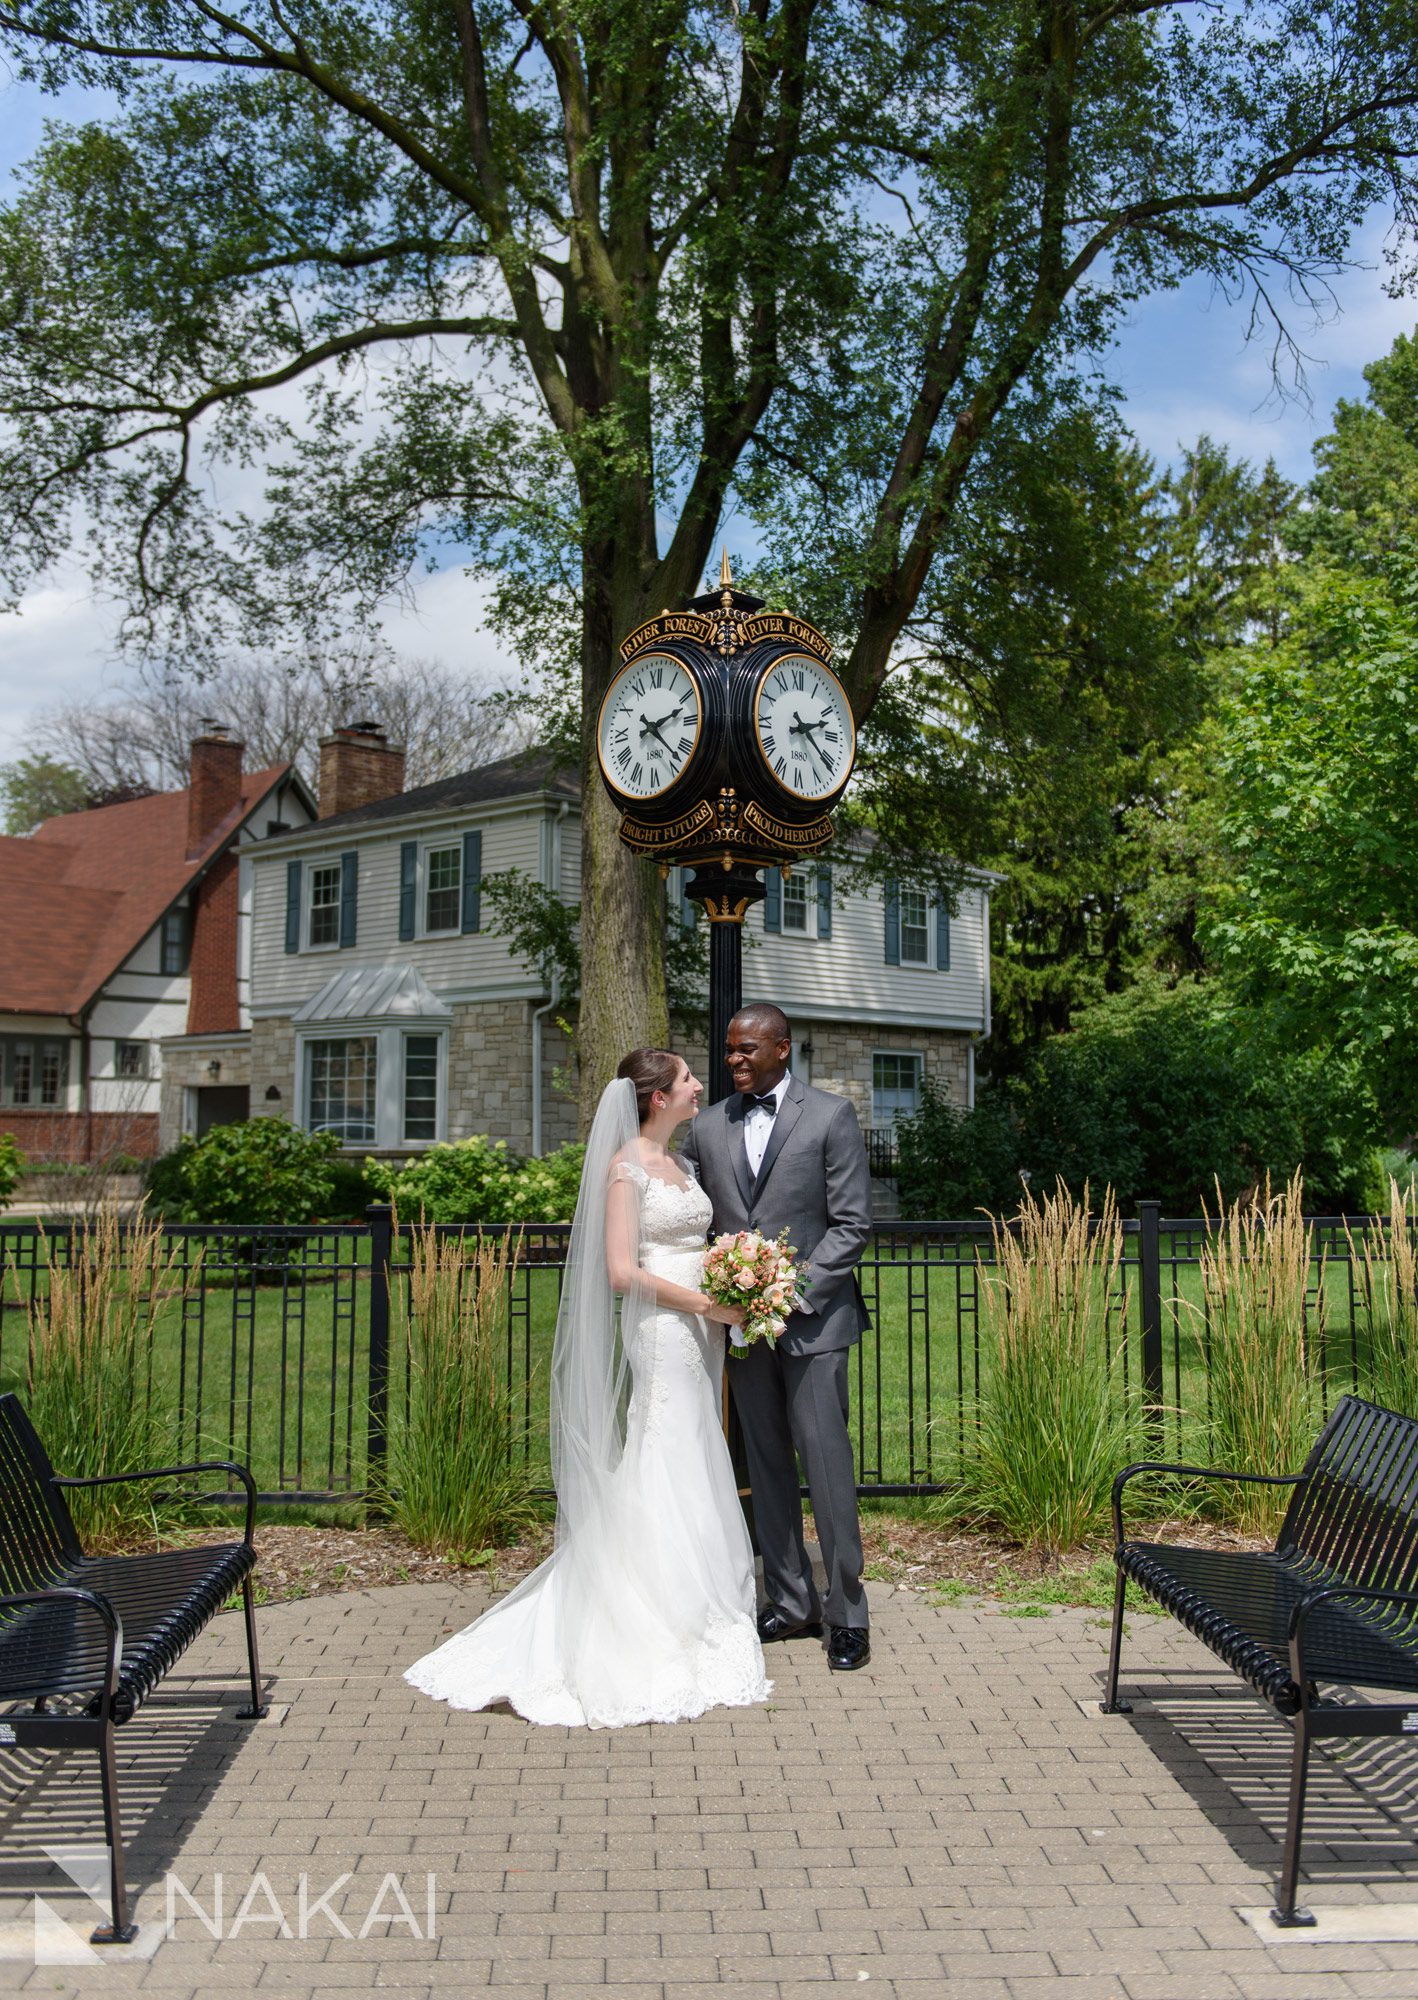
[
  {"xmin": 612, "ymin": 727, "xmax": 628, "ymax": 745},
  {"xmin": 824, "ymin": 728, "xmax": 839, "ymax": 743},
  {"xmin": 617, "ymin": 749, "xmax": 631, "ymax": 770},
  {"xmin": 793, "ymin": 767, "xmax": 804, "ymax": 789},
  {"xmin": 762, "ymin": 733, "xmax": 776, "ymax": 754},
  {"xmin": 631, "ymin": 761, "xmax": 643, "ymax": 785},
  {"xmin": 774, "ymin": 756, "xmax": 787, "ymax": 776},
  {"xmin": 650, "ymin": 667, "xmax": 664, "ymax": 687},
  {"xmin": 628, "ymin": 676, "xmax": 644, "ymax": 697},
  {"xmin": 678, "ymin": 736, "xmax": 693, "ymax": 756},
  {"xmin": 791, "ymin": 669, "xmax": 805, "ymax": 690}
]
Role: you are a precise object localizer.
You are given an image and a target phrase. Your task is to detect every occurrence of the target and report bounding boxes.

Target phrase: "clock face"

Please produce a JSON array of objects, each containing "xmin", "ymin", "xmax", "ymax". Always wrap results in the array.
[
  {"xmin": 597, "ymin": 654, "xmax": 703, "ymax": 801},
  {"xmin": 753, "ymin": 655, "xmax": 855, "ymax": 802}
]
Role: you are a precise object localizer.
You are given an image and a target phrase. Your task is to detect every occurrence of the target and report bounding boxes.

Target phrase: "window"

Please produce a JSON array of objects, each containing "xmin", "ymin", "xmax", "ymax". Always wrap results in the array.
[
  {"xmin": 782, "ymin": 869, "xmax": 810, "ymax": 933},
  {"xmin": 161, "ymin": 907, "xmax": 191, "ymax": 975},
  {"xmin": 899, "ymin": 888, "xmax": 930, "ymax": 965},
  {"xmin": 403, "ymin": 1034, "xmax": 440, "ymax": 1142},
  {"xmin": 115, "ymin": 1040, "xmax": 149, "ymax": 1079},
  {"xmin": 308, "ymin": 863, "xmax": 342, "ymax": 948},
  {"xmin": 306, "ymin": 1036, "xmax": 378, "ymax": 1141},
  {"xmin": 424, "ymin": 843, "xmax": 462, "ymax": 934},
  {"xmin": 872, "ymin": 1052, "xmax": 924, "ymax": 1128},
  {"xmin": 2, "ymin": 1035, "xmax": 68, "ymax": 1107},
  {"xmin": 298, "ymin": 1024, "xmax": 447, "ymax": 1147}
]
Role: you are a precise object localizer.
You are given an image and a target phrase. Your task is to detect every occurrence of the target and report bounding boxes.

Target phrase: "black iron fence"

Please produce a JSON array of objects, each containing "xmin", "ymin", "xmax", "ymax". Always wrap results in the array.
[{"xmin": 0, "ymin": 1201, "xmax": 1409, "ymax": 1504}]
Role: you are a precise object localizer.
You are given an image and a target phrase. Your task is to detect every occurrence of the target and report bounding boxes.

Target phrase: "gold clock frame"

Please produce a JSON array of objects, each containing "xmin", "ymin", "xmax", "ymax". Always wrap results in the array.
[
  {"xmin": 594, "ymin": 651, "xmax": 706, "ymax": 807},
  {"xmin": 750, "ymin": 652, "xmax": 857, "ymax": 807}
]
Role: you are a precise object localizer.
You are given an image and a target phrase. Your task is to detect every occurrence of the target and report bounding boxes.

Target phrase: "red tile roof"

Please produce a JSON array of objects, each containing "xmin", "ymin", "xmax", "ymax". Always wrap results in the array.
[{"xmin": 0, "ymin": 766, "xmax": 291, "ymax": 1017}]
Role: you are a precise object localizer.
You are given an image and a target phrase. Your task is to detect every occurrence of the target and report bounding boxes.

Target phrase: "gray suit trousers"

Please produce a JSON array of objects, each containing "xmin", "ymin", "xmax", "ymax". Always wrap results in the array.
[{"xmin": 730, "ymin": 1339, "xmax": 868, "ymax": 1632}]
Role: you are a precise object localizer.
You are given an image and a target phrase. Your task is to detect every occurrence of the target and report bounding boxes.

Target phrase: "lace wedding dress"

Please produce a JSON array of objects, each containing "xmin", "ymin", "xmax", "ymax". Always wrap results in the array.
[{"xmin": 404, "ymin": 1160, "xmax": 771, "ymax": 1728}]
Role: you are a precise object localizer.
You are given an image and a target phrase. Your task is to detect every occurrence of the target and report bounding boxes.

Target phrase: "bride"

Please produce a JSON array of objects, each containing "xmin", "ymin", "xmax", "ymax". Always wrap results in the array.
[{"xmin": 405, "ymin": 1048, "xmax": 772, "ymax": 1728}]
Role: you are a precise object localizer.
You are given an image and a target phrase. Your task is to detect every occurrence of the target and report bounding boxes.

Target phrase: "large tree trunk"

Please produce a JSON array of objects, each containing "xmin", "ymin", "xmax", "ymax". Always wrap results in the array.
[{"xmin": 575, "ymin": 538, "xmax": 670, "ymax": 1131}]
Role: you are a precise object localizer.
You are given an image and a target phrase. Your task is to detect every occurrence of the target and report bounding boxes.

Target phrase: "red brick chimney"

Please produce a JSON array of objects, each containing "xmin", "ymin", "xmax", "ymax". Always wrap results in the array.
[
  {"xmin": 318, "ymin": 720, "xmax": 406, "ymax": 819},
  {"xmin": 187, "ymin": 724, "xmax": 244, "ymax": 857}
]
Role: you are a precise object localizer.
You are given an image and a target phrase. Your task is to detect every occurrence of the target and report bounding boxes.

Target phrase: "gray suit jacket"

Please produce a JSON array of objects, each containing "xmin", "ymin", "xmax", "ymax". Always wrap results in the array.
[{"xmin": 678, "ymin": 1076, "xmax": 872, "ymax": 1356}]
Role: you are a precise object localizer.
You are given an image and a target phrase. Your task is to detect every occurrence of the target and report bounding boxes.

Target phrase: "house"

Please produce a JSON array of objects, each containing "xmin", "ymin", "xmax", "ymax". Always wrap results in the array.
[
  {"xmin": 220, "ymin": 733, "xmax": 995, "ymax": 1158},
  {"xmin": 0, "ymin": 731, "xmax": 314, "ymax": 1164}
]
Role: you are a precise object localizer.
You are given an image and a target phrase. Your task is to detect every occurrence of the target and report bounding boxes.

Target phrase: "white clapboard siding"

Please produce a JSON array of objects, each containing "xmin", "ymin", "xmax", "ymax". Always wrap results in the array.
[
  {"xmin": 745, "ymin": 877, "xmax": 988, "ymax": 1030},
  {"xmin": 249, "ymin": 810, "xmax": 547, "ymax": 1010}
]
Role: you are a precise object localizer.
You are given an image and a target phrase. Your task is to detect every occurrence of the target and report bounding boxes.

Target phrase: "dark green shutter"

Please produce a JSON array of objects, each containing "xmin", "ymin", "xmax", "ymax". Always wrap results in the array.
[
  {"xmin": 936, "ymin": 895, "xmax": 951, "ymax": 970},
  {"xmin": 884, "ymin": 881, "xmax": 900, "ymax": 965},
  {"xmin": 764, "ymin": 869, "xmax": 781, "ymax": 932},
  {"xmin": 285, "ymin": 860, "xmax": 302, "ymax": 954},
  {"xmin": 816, "ymin": 865, "xmax": 832, "ymax": 939},
  {"xmin": 339, "ymin": 850, "xmax": 358, "ymax": 949},
  {"xmin": 399, "ymin": 842, "xmax": 417, "ymax": 941},
  {"xmin": 461, "ymin": 829, "xmax": 482, "ymax": 933}
]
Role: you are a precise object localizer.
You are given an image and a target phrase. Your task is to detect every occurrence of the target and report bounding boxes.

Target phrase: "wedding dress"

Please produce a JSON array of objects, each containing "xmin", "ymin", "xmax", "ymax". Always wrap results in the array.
[{"xmin": 404, "ymin": 1085, "xmax": 770, "ymax": 1729}]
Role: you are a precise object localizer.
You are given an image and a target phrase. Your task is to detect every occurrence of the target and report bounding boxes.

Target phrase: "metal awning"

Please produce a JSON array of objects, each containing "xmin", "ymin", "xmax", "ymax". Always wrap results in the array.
[{"xmin": 291, "ymin": 964, "xmax": 453, "ymax": 1025}]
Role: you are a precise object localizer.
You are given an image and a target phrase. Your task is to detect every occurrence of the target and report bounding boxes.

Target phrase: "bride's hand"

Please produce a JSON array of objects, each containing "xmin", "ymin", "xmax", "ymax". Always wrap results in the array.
[{"xmin": 698, "ymin": 1294, "xmax": 745, "ymax": 1328}]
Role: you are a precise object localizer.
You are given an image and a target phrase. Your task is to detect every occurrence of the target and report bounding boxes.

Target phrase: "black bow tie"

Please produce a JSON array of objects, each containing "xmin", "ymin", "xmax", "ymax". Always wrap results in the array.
[{"xmin": 750, "ymin": 1092, "xmax": 778, "ymax": 1111}]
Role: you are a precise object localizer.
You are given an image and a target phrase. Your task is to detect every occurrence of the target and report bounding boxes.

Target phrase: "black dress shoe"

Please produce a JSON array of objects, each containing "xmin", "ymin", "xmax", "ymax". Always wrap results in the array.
[
  {"xmin": 827, "ymin": 1626, "xmax": 871, "ymax": 1671},
  {"xmin": 756, "ymin": 1606, "xmax": 824, "ymax": 1643}
]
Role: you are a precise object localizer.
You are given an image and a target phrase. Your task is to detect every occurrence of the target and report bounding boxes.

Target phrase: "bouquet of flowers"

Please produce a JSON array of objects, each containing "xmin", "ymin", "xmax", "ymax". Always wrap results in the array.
[{"xmin": 701, "ymin": 1229, "xmax": 809, "ymax": 1352}]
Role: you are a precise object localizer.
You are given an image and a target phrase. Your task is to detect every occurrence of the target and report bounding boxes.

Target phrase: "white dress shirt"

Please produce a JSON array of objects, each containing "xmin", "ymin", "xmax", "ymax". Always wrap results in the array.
[{"xmin": 743, "ymin": 1071, "xmax": 791, "ymax": 1178}]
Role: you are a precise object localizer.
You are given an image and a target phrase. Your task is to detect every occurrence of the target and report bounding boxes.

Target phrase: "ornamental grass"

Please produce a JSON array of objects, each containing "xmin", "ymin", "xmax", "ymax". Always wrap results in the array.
[
  {"xmin": 1198, "ymin": 1170, "xmax": 1321, "ymax": 1534},
  {"xmin": 1350, "ymin": 1179, "xmax": 1418, "ymax": 1420},
  {"xmin": 378, "ymin": 1223, "xmax": 538, "ymax": 1557},
  {"xmin": 16, "ymin": 1204, "xmax": 187, "ymax": 1546},
  {"xmin": 947, "ymin": 1182, "xmax": 1139, "ymax": 1558}
]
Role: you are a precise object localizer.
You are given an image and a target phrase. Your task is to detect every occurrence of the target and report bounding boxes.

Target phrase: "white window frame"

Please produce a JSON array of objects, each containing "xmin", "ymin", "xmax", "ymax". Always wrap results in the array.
[
  {"xmin": 871, "ymin": 1050, "xmax": 925, "ymax": 1129},
  {"xmin": 305, "ymin": 860, "xmax": 344, "ymax": 952},
  {"xmin": 420, "ymin": 839, "xmax": 463, "ymax": 938},
  {"xmin": 114, "ymin": 1039, "xmax": 150, "ymax": 1080},
  {"xmin": 898, "ymin": 886, "xmax": 931, "ymax": 966},
  {"xmin": 781, "ymin": 867, "xmax": 814, "ymax": 936},
  {"xmin": 297, "ymin": 1022, "xmax": 449, "ymax": 1148}
]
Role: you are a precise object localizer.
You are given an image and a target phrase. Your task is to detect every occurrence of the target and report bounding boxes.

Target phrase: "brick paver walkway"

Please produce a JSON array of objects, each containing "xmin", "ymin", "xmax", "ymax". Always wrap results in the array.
[{"xmin": 5, "ymin": 1574, "xmax": 1418, "ymax": 1996}]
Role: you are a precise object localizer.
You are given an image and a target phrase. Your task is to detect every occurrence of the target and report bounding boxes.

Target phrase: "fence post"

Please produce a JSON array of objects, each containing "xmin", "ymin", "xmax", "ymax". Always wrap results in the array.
[
  {"xmin": 366, "ymin": 1203, "xmax": 393, "ymax": 1498},
  {"xmin": 1136, "ymin": 1199, "xmax": 1164, "ymax": 1436}
]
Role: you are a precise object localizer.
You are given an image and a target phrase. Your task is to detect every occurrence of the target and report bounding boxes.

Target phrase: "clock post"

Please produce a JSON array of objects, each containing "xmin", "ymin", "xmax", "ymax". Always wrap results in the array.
[{"xmin": 596, "ymin": 552, "xmax": 856, "ymax": 1101}]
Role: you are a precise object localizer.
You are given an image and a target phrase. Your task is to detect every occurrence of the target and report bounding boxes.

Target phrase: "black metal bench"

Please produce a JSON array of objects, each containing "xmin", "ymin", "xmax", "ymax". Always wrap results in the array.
[
  {"xmin": 0, "ymin": 1392, "xmax": 266, "ymax": 1943},
  {"xmin": 1104, "ymin": 1393, "xmax": 1418, "ymax": 1926}
]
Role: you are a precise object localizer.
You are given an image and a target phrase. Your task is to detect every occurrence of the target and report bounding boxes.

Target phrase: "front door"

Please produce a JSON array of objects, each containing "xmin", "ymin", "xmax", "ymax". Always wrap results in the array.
[{"xmin": 195, "ymin": 1085, "xmax": 250, "ymax": 1137}]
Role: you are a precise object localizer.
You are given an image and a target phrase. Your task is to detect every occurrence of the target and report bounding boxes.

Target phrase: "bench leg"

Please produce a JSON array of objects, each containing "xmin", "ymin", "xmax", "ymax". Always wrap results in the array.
[
  {"xmin": 238, "ymin": 1573, "xmax": 269, "ymax": 1720},
  {"xmin": 90, "ymin": 1722, "xmax": 138, "ymax": 1945},
  {"xmin": 1271, "ymin": 1716, "xmax": 1317, "ymax": 1928},
  {"xmin": 1099, "ymin": 1564, "xmax": 1132, "ymax": 1714}
]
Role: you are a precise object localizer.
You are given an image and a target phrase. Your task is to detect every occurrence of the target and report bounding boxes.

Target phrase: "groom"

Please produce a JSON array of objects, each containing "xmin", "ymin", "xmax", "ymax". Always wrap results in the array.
[{"xmin": 679, "ymin": 1002, "xmax": 873, "ymax": 1670}]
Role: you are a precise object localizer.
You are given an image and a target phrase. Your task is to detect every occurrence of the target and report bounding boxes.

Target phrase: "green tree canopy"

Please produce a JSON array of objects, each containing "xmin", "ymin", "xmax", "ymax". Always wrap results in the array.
[
  {"xmin": 1206, "ymin": 548, "xmax": 1418, "ymax": 1123},
  {"xmin": 0, "ymin": 753, "xmax": 91, "ymax": 833},
  {"xmin": 4, "ymin": 0, "xmax": 1418, "ymax": 1116}
]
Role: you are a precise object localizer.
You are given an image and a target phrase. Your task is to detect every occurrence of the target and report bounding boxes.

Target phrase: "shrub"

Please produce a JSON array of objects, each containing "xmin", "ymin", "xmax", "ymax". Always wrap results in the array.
[
  {"xmin": 20, "ymin": 1207, "xmax": 190, "ymax": 1545},
  {"xmin": 323, "ymin": 1155, "xmax": 379, "ymax": 1221},
  {"xmin": 0, "ymin": 1132, "xmax": 22, "ymax": 1208},
  {"xmin": 1197, "ymin": 1171, "xmax": 1322, "ymax": 1533},
  {"xmin": 944, "ymin": 1184, "xmax": 1140, "ymax": 1555},
  {"xmin": 368, "ymin": 1137, "xmax": 586, "ymax": 1224},
  {"xmin": 145, "ymin": 1118, "xmax": 341, "ymax": 1225},
  {"xmin": 897, "ymin": 983, "xmax": 1380, "ymax": 1218},
  {"xmin": 376, "ymin": 1224, "xmax": 538, "ymax": 1555}
]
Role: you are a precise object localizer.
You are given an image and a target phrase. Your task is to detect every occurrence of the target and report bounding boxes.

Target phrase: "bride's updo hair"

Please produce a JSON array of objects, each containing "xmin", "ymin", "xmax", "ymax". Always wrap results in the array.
[{"xmin": 617, "ymin": 1048, "xmax": 682, "ymax": 1126}]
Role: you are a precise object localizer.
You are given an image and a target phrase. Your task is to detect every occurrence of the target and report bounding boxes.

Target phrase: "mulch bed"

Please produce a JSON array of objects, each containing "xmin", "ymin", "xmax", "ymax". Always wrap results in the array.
[{"xmin": 159, "ymin": 1509, "xmax": 1266, "ymax": 1607}]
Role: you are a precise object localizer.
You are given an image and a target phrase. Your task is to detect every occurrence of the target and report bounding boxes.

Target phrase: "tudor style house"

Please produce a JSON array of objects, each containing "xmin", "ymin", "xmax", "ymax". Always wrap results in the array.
[
  {"xmin": 225, "ymin": 731, "xmax": 995, "ymax": 1160},
  {"xmin": 0, "ymin": 731, "xmax": 313, "ymax": 1164}
]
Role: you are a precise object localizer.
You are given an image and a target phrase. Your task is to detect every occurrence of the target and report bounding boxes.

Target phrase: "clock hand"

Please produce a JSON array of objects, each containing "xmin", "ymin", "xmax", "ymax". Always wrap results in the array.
[
  {"xmin": 788, "ymin": 711, "xmax": 833, "ymax": 773},
  {"xmin": 639, "ymin": 712, "xmax": 677, "ymax": 755}
]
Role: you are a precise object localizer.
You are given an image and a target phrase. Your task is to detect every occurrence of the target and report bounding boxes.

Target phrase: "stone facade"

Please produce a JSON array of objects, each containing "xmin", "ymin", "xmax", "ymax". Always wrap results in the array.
[
  {"xmin": 250, "ymin": 1015, "xmax": 298, "ymax": 1122},
  {"xmin": 670, "ymin": 1016, "xmax": 971, "ymax": 1129},
  {"xmin": 158, "ymin": 1032, "xmax": 253, "ymax": 1152}
]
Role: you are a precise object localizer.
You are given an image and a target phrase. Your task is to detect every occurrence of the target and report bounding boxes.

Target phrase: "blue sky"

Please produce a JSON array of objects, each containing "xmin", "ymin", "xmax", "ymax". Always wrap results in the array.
[{"xmin": 1, "ymin": 73, "xmax": 1414, "ymax": 764}]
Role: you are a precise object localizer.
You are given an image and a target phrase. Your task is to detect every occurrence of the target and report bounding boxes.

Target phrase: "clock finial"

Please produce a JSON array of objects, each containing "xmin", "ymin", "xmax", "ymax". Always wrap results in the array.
[{"xmin": 719, "ymin": 546, "xmax": 732, "ymax": 590}]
